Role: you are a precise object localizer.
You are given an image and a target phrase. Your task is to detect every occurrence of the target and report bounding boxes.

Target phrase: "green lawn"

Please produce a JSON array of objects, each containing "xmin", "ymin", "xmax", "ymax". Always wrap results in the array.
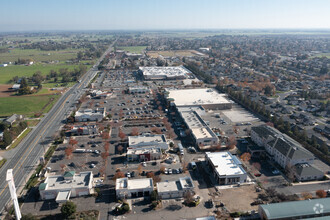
[
  {"xmin": 117, "ymin": 46, "xmax": 147, "ymax": 54},
  {"xmin": 0, "ymin": 158, "xmax": 6, "ymax": 169},
  {"xmin": 0, "ymin": 48, "xmax": 82, "ymax": 63},
  {"xmin": 0, "ymin": 63, "xmax": 80, "ymax": 84},
  {"xmin": 8, "ymin": 128, "xmax": 32, "ymax": 149},
  {"xmin": 0, "ymin": 94, "xmax": 59, "ymax": 117}
]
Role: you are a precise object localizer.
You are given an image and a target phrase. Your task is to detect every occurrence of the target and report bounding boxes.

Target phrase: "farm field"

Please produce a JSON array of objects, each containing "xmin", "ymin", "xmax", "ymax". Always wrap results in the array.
[
  {"xmin": 310, "ymin": 53, "xmax": 330, "ymax": 58},
  {"xmin": 147, "ymin": 49, "xmax": 205, "ymax": 58},
  {"xmin": 0, "ymin": 94, "xmax": 59, "ymax": 117},
  {"xmin": 0, "ymin": 48, "xmax": 82, "ymax": 63},
  {"xmin": 0, "ymin": 63, "xmax": 83, "ymax": 84},
  {"xmin": 117, "ymin": 46, "xmax": 147, "ymax": 54}
]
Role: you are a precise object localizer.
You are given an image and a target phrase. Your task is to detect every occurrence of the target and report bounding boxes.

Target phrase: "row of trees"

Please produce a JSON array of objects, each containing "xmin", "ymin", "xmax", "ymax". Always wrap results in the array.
[{"xmin": 0, "ymin": 121, "xmax": 28, "ymax": 149}]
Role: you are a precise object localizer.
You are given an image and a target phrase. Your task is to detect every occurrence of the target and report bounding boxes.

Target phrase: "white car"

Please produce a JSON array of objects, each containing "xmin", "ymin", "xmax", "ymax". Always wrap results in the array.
[
  {"xmin": 90, "ymin": 163, "xmax": 96, "ymax": 168},
  {"xmin": 168, "ymin": 168, "xmax": 172, "ymax": 174},
  {"xmin": 142, "ymin": 162, "xmax": 147, "ymax": 167},
  {"xmin": 272, "ymin": 169, "xmax": 280, "ymax": 175}
]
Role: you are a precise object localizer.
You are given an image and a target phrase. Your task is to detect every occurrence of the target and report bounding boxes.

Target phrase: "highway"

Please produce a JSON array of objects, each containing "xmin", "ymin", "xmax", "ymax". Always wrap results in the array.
[{"xmin": 0, "ymin": 42, "xmax": 114, "ymax": 215}]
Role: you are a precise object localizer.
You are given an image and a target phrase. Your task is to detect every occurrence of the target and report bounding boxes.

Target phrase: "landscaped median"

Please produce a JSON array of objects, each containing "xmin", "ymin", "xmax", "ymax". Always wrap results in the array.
[
  {"xmin": 7, "ymin": 128, "xmax": 32, "ymax": 150},
  {"xmin": 0, "ymin": 158, "xmax": 7, "ymax": 169}
]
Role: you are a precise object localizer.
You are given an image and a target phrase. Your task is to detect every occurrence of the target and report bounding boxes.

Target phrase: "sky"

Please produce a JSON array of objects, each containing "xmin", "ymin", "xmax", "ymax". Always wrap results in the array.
[{"xmin": 0, "ymin": 0, "xmax": 330, "ymax": 32}]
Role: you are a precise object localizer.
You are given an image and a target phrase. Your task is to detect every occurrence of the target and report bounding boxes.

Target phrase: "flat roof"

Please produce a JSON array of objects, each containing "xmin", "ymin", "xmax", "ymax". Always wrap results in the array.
[
  {"xmin": 167, "ymin": 88, "xmax": 231, "ymax": 107},
  {"xmin": 206, "ymin": 152, "xmax": 246, "ymax": 176},
  {"xmin": 116, "ymin": 177, "xmax": 153, "ymax": 190},
  {"xmin": 157, "ymin": 177, "xmax": 194, "ymax": 193},
  {"xmin": 139, "ymin": 66, "xmax": 190, "ymax": 78},
  {"xmin": 42, "ymin": 171, "xmax": 92, "ymax": 191},
  {"xmin": 128, "ymin": 134, "xmax": 166, "ymax": 146}
]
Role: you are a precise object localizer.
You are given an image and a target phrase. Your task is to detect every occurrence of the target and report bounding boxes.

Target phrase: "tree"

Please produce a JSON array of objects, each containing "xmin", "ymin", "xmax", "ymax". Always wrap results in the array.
[
  {"xmin": 118, "ymin": 131, "xmax": 126, "ymax": 142},
  {"xmin": 101, "ymin": 152, "xmax": 109, "ymax": 162},
  {"xmin": 64, "ymin": 147, "xmax": 74, "ymax": 159},
  {"xmin": 130, "ymin": 127, "xmax": 139, "ymax": 136},
  {"xmin": 153, "ymin": 175, "xmax": 161, "ymax": 183},
  {"xmin": 183, "ymin": 191, "xmax": 194, "ymax": 204},
  {"xmin": 301, "ymin": 192, "xmax": 313, "ymax": 200},
  {"xmin": 240, "ymin": 152, "xmax": 251, "ymax": 162},
  {"xmin": 137, "ymin": 164, "xmax": 143, "ymax": 174},
  {"xmin": 77, "ymin": 51, "xmax": 84, "ymax": 60},
  {"xmin": 150, "ymin": 190, "xmax": 159, "ymax": 201},
  {"xmin": 69, "ymin": 138, "xmax": 78, "ymax": 147},
  {"xmin": 112, "ymin": 171, "xmax": 125, "ymax": 180},
  {"xmin": 21, "ymin": 213, "xmax": 37, "ymax": 220},
  {"xmin": 160, "ymin": 166, "xmax": 166, "ymax": 174},
  {"xmin": 103, "ymin": 142, "xmax": 110, "ymax": 153},
  {"xmin": 316, "ymin": 189, "xmax": 327, "ymax": 198},
  {"xmin": 227, "ymin": 136, "xmax": 237, "ymax": 150},
  {"xmin": 60, "ymin": 164, "xmax": 66, "ymax": 172},
  {"xmin": 3, "ymin": 130, "xmax": 13, "ymax": 146},
  {"xmin": 99, "ymin": 166, "xmax": 106, "ymax": 177},
  {"xmin": 101, "ymin": 131, "xmax": 110, "ymax": 140},
  {"xmin": 61, "ymin": 201, "xmax": 76, "ymax": 218},
  {"xmin": 117, "ymin": 145, "xmax": 124, "ymax": 155}
]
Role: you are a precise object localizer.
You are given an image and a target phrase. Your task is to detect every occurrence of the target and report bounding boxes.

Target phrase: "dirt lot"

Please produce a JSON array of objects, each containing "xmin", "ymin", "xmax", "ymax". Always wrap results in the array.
[
  {"xmin": 147, "ymin": 50, "xmax": 204, "ymax": 58},
  {"xmin": 220, "ymin": 184, "xmax": 261, "ymax": 212},
  {"xmin": 0, "ymin": 84, "xmax": 14, "ymax": 97}
]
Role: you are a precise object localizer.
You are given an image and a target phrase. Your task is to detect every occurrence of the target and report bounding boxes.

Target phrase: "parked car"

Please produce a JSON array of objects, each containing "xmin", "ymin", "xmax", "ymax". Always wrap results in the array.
[
  {"xmin": 272, "ymin": 169, "xmax": 280, "ymax": 175},
  {"xmin": 142, "ymin": 162, "xmax": 147, "ymax": 167},
  {"xmin": 126, "ymin": 172, "xmax": 131, "ymax": 178},
  {"xmin": 131, "ymin": 171, "xmax": 135, "ymax": 177},
  {"xmin": 168, "ymin": 168, "xmax": 172, "ymax": 174},
  {"xmin": 254, "ymin": 173, "xmax": 261, "ymax": 177},
  {"xmin": 90, "ymin": 163, "xmax": 96, "ymax": 168}
]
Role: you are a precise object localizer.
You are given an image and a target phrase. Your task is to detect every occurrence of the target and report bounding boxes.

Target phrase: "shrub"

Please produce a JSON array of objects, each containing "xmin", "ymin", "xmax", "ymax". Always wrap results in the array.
[{"xmin": 61, "ymin": 201, "xmax": 77, "ymax": 218}]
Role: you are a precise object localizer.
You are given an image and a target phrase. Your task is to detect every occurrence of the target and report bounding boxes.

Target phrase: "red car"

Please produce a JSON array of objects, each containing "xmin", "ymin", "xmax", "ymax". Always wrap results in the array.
[{"xmin": 254, "ymin": 173, "xmax": 261, "ymax": 177}]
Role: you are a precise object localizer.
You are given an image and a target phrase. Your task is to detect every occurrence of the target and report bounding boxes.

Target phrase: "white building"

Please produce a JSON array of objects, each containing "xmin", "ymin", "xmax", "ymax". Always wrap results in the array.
[
  {"xmin": 75, "ymin": 108, "xmax": 106, "ymax": 122},
  {"xmin": 251, "ymin": 125, "xmax": 315, "ymax": 169},
  {"xmin": 39, "ymin": 171, "xmax": 93, "ymax": 202},
  {"xmin": 166, "ymin": 88, "xmax": 232, "ymax": 110},
  {"xmin": 127, "ymin": 147, "xmax": 162, "ymax": 162},
  {"xmin": 128, "ymin": 134, "xmax": 169, "ymax": 150},
  {"xmin": 116, "ymin": 178, "xmax": 153, "ymax": 199},
  {"xmin": 129, "ymin": 86, "xmax": 150, "ymax": 94},
  {"xmin": 178, "ymin": 107, "xmax": 218, "ymax": 148},
  {"xmin": 157, "ymin": 176, "xmax": 194, "ymax": 199},
  {"xmin": 139, "ymin": 66, "xmax": 191, "ymax": 80},
  {"xmin": 67, "ymin": 125, "xmax": 98, "ymax": 136},
  {"xmin": 205, "ymin": 152, "xmax": 248, "ymax": 185}
]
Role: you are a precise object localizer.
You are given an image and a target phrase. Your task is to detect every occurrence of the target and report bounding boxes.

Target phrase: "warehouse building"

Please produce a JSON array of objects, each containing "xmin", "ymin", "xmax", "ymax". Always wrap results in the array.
[
  {"xmin": 39, "ymin": 171, "xmax": 93, "ymax": 202},
  {"xmin": 258, "ymin": 198, "xmax": 330, "ymax": 219},
  {"xmin": 205, "ymin": 152, "xmax": 248, "ymax": 185},
  {"xmin": 139, "ymin": 66, "xmax": 191, "ymax": 80},
  {"xmin": 166, "ymin": 88, "xmax": 232, "ymax": 110}
]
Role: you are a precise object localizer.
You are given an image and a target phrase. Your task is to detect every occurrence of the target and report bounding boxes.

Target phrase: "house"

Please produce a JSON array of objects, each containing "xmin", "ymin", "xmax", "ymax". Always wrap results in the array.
[
  {"xmin": 75, "ymin": 108, "xmax": 106, "ymax": 122},
  {"xmin": 205, "ymin": 151, "xmax": 248, "ymax": 185},
  {"xmin": 39, "ymin": 171, "xmax": 93, "ymax": 202},
  {"xmin": 128, "ymin": 134, "xmax": 169, "ymax": 150},
  {"xmin": 3, "ymin": 114, "xmax": 23, "ymax": 126},
  {"xmin": 258, "ymin": 197, "xmax": 330, "ymax": 219},
  {"xmin": 126, "ymin": 147, "xmax": 162, "ymax": 162},
  {"xmin": 11, "ymin": 84, "xmax": 20, "ymax": 90},
  {"xmin": 157, "ymin": 176, "xmax": 194, "ymax": 199},
  {"xmin": 116, "ymin": 178, "xmax": 153, "ymax": 199},
  {"xmin": 294, "ymin": 163, "xmax": 324, "ymax": 182}
]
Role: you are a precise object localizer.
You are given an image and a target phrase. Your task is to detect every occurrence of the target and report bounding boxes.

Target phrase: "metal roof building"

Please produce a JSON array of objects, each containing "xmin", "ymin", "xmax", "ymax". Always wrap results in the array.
[{"xmin": 259, "ymin": 198, "xmax": 330, "ymax": 219}]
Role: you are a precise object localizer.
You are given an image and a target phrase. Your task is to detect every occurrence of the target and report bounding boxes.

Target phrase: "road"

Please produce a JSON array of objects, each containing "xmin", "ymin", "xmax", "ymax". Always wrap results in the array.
[{"xmin": 0, "ymin": 42, "xmax": 115, "ymax": 215}]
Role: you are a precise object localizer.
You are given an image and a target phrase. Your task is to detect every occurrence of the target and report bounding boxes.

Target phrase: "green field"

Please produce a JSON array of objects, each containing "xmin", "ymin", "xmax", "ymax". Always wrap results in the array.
[
  {"xmin": 0, "ymin": 63, "xmax": 81, "ymax": 84},
  {"xmin": 0, "ymin": 48, "xmax": 82, "ymax": 63},
  {"xmin": 0, "ymin": 94, "xmax": 59, "ymax": 117},
  {"xmin": 117, "ymin": 46, "xmax": 147, "ymax": 54}
]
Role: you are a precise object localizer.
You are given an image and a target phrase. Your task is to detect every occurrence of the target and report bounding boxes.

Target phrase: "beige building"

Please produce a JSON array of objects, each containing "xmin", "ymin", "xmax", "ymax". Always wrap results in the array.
[
  {"xmin": 116, "ymin": 178, "xmax": 154, "ymax": 199},
  {"xmin": 39, "ymin": 171, "xmax": 93, "ymax": 202},
  {"xmin": 157, "ymin": 176, "xmax": 194, "ymax": 199}
]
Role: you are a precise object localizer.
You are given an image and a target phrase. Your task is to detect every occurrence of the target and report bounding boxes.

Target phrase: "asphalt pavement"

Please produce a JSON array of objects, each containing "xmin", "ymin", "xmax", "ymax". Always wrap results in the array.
[{"xmin": 0, "ymin": 42, "xmax": 115, "ymax": 215}]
